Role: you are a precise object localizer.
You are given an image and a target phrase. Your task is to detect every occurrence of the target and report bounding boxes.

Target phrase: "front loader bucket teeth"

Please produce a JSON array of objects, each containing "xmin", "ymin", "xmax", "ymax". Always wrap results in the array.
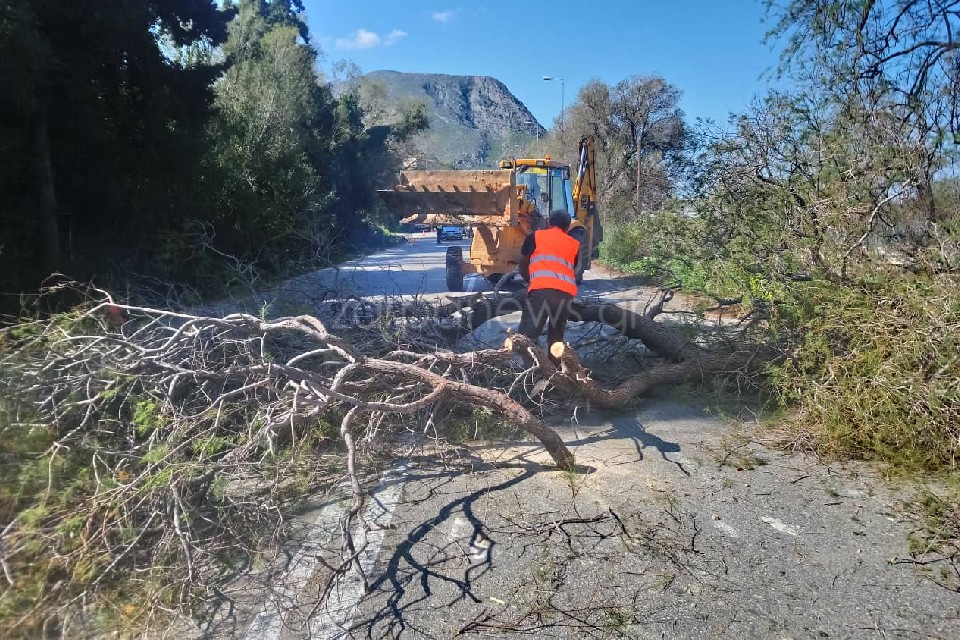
[{"xmin": 377, "ymin": 169, "xmax": 516, "ymax": 227}]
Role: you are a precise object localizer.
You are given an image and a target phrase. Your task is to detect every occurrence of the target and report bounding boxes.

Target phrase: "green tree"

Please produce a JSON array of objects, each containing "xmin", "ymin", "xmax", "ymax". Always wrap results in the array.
[
  {"xmin": 560, "ymin": 76, "xmax": 689, "ymax": 224},
  {"xmin": 664, "ymin": 1, "xmax": 960, "ymax": 470},
  {"xmin": 325, "ymin": 86, "xmax": 430, "ymax": 237},
  {"xmin": 0, "ymin": 0, "xmax": 51, "ymax": 284},
  {"xmin": 692, "ymin": 1, "xmax": 959, "ymax": 287},
  {"xmin": 767, "ymin": 0, "xmax": 959, "ymax": 220},
  {"xmin": 206, "ymin": 0, "xmax": 336, "ymax": 270},
  {"xmin": 203, "ymin": 1, "xmax": 429, "ymax": 273}
]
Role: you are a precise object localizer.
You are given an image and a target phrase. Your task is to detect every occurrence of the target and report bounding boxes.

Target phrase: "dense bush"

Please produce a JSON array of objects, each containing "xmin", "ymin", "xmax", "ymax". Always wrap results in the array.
[
  {"xmin": 602, "ymin": 202, "xmax": 959, "ymax": 474},
  {"xmin": 0, "ymin": 300, "xmax": 342, "ymax": 635},
  {"xmin": 597, "ymin": 0, "xmax": 960, "ymax": 473},
  {"xmin": 772, "ymin": 274, "xmax": 960, "ymax": 470},
  {"xmin": 599, "ymin": 213, "xmax": 758, "ymax": 301}
]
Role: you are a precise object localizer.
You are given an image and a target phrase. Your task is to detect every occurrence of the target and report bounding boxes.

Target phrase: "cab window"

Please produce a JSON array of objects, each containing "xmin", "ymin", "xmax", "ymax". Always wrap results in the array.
[
  {"xmin": 517, "ymin": 167, "xmax": 548, "ymax": 207},
  {"xmin": 548, "ymin": 168, "xmax": 571, "ymax": 215}
]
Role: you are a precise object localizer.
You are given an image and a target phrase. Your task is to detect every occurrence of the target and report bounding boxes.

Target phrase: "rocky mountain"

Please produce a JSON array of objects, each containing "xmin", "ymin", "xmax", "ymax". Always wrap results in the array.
[{"xmin": 361, "ymin": 70, "xmax": 545, "ymax": 169}]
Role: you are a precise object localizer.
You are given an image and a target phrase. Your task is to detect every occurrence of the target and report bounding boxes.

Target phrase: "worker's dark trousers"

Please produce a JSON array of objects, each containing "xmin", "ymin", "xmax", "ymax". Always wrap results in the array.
[{"xmin": 518, "ymin": 288, "xmax": 574, "ymax": 364}]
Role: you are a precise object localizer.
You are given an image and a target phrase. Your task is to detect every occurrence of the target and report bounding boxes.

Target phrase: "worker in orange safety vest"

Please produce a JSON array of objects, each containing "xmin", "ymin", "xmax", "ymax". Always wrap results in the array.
[{"xmin": 518, "ymin": 210, "xmax": 580, "ymax": 364}]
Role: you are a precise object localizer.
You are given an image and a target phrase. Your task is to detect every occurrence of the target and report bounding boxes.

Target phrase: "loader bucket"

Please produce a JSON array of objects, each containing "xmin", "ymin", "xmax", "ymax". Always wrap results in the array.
[{"xmin": 377, "ymin": 169, "xmax": 516, "ymax": 227}]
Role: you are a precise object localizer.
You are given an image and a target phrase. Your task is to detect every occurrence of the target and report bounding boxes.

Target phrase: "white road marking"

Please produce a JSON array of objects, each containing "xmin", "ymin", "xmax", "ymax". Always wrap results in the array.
[
  {"xmin": 714, "ymin": 521, "xmax": 740, "ymax": 538},
  {"xmin": 469, "ymin": 533, "xmax": 491, "ymax": 563},
  {"xmin": 449, "ymin": 516, "xmax": 491, "ymax": 563},
  {"xmin": 309, "ymin": 463, "xmax": 408, "ymax": 638},
  {"xmin": 761, "ymin": 516, "xmax": 799, "ymax": 536},
  {"xmin": 243, "ymin": 464, "xmax": 408, "ymax": 640},
  {"xmin": 449, "ymin": 515, "xmax": 471, "ymax": 542},
  {"xmin": 244, "ymin": 493, "xmax": 347, "ymax": 640}
]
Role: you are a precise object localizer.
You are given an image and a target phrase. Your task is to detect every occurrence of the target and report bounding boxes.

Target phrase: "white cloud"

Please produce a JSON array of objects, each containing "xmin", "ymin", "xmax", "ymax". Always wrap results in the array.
[
  {"xmin": 431, "ymin": 10, "xmax": 455, "ymax": 23},
  {"xmin": 335, "ymin": 29, "xmax": 379, "ymax": 50},
  {"xmin": 384, "ymin": 29, "xmax": 407, "ymax": 45},
  {"xmin": 335, "ymin": 28, "xmax": 407, "ymax": 50}
]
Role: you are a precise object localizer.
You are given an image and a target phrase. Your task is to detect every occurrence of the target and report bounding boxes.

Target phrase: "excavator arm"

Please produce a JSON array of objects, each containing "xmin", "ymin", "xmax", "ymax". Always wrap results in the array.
[
  {"xmin": 570, "ymin": 136, "xmax": 602, "ymax": 277},
  {"xmin": 573, "ymin": 135, "xmax": 598, "ymax": 224}
]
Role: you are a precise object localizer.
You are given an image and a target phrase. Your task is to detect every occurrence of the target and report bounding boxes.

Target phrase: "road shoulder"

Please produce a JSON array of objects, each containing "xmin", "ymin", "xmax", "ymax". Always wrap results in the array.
[{"xmin": 337, "ymin": 399, "xmax": 959, "ymax": 638}]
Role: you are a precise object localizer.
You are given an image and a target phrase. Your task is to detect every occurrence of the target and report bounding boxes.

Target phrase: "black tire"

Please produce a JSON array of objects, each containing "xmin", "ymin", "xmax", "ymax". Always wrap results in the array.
[
  {"xmin": 591, "ymin": 218, "xmax": 604, "ymax": 259},
  {"xmin": 445, "ymin": 246, "xmax": 464, "ymax": 292},
  {"xmin": 570, "ymin": 226, "xmax": 589, "ymax": 285}
]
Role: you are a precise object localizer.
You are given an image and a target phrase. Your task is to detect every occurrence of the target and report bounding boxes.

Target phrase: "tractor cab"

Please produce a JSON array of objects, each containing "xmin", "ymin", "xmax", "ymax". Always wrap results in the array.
[{"xmin": 499, "ymin": 156, "xmax": 574, "ymax": 229}]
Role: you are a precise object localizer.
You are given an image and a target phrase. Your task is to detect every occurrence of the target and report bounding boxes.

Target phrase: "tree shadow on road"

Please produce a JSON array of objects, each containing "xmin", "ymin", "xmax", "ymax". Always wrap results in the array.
[
  {"xmin": 563, "ymin": 410, "xmax": 693, "ymax": 477},
  {"xmin": 351, "ymin": 455, "xmax": 545, "ymax": 638},
  {"xmin": 347, "ymin": 439, "xmax": 719, "ymax": 638}
]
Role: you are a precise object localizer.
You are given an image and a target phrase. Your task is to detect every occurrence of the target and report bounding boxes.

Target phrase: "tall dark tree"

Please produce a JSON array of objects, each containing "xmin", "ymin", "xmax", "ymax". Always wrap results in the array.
[
  {"xmin": 0, "ymin": 0, "xmax": 228, "ymax": 295},
  {"xmin": 205, "ymin": 0, "xmax": 340, "ymax": 270},
  {"xmin": 203, "ymin": 1, "xmax": 429, "ymax": 273},
  {"xmin": 0, "ymin": 0, "xmax": 426, "ymax": 300},
  {"xmin": 0, "ymin": 0, "xmax": 54, "ymax": 283}
]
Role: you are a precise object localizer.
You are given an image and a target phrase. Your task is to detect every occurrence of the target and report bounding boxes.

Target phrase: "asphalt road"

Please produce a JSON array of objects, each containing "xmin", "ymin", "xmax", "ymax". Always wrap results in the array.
[
  {"xmin": 221, "ymin": 401, "xmax": 959, "ymax": 639},
  {"xmin": 206, "ymin": 237, "xmax": 959, "ymax": 639},
  {"xmin": 202, "ymin": 231, "xmax": 619, "ymax": 317},
  {"xmin": 282, "ymin": 232, "xmax": 488, "ymax": 301}
]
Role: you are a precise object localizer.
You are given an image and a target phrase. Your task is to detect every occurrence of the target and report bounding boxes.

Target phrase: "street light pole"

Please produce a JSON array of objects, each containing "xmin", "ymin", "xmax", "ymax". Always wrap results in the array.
[{"xmin": 542, "ymin": 75, "xmax": 565, "ymax": 142}]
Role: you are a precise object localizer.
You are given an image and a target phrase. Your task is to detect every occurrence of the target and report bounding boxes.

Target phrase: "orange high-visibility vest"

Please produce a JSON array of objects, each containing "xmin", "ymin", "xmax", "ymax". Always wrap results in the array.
[{"xmin": 528, "ymin": 227, "xmax": 580, "ymax": 296}]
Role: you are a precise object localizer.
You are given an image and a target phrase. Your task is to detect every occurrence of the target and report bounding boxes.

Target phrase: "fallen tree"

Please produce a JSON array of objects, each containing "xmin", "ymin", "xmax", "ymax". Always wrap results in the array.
[{"xmin": 0, "ymin": 283, "xmax": 766, "ymax": 634}]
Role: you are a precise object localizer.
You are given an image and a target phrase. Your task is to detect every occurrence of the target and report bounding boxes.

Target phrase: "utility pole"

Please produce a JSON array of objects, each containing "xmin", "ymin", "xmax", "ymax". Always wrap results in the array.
[
  {"xmin": 636, "ymin": 141, "xmax": 641, "ymax": 214},
  {"xmin": 542, "ymin": 75, "xmax": 565, "ymax": 144}
]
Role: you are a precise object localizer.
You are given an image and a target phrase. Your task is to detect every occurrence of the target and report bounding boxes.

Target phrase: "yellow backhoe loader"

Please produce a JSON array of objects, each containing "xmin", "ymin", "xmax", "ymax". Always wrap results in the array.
[{"xmin": 378, "ymin": 136, "xmax": 601, "ymax": 292}]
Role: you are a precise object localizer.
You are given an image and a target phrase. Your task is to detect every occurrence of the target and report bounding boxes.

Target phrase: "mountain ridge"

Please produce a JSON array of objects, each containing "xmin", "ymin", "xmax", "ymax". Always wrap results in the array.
[{"xmin": 362, "ymin": 70, "xmax": 545, "ymax": 169}]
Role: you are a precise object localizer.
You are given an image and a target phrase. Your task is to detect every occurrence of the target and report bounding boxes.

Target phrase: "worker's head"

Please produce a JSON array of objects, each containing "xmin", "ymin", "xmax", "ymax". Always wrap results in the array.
[{"xmin": 548, "ymin": 210, "xmax": 571, "ymax": 230}]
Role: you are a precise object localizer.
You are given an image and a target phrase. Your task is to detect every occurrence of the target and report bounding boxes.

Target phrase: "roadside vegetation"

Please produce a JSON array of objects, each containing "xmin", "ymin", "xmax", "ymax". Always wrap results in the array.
[
  {"xmin": 579, "ymin": 1, "xmax": 959, "ymax": 585},
  {"xmin": 572, "ymin": 2, "xmax": 960, "ymax": 480},
  {"xmin": 0, "ymin": 0, "xmax": 425, "ymax": 313},
  {"xmin": 1, "ymin": 0, "xmax": 428, "ymax": 633},
  {"xmin": 1, "ymin": 0, "xmax": 958, "ymax": 635}
]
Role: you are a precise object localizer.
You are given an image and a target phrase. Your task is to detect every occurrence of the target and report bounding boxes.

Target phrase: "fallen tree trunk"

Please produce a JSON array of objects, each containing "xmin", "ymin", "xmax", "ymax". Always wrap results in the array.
[
  {"xmin": 570, "ymin": 298, "xmax": 693, "ymax": 361},
  {"xmin": 362, "ymin": 358, "xmax": 574, "ymax": 468},
  {"xmin": 317, "ymin": 289, "xmax": 747, "ymax": 374},
  {"xmin": 0, "ymin": 291, "xmax": 580, "ymax": 634},
  {"xmin": 436, "ymin": 290, "xmax": 731, "ymax": 361},
  {"xmin": 411, "ymin": 291, "xmax": 767, "ymax": 402},
  {"xmin": 506, "ymin": 335, "xmax": 757, "ymax": 409},
  {"xmin": 318, "ymin": 288, "xmax": 768, "ymax": 410}
]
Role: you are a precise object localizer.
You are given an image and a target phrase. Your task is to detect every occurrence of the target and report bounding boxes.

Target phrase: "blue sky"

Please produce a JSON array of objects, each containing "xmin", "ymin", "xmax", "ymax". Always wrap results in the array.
[{"xmin": 302, "ymin": 1, "xmax": 784, "ymax": 129}]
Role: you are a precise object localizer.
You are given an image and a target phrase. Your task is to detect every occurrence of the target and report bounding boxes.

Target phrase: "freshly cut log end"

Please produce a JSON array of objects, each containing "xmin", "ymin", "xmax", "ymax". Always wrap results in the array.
[{"xmin": 549, "ymin": 342, "xmax": 566, "ymax": 360}]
